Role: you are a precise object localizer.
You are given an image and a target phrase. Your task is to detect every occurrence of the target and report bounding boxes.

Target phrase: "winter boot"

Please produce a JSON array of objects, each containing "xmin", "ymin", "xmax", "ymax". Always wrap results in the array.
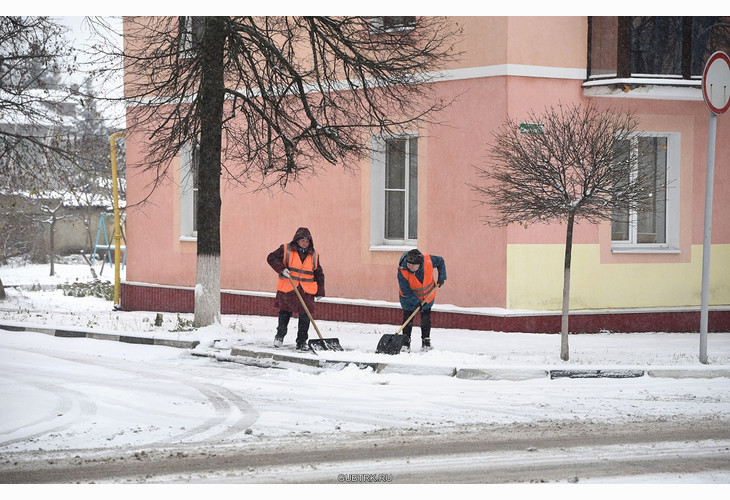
[
  {"xmin": 401, "ymin": 334, "xmax": 411, "ymax": 353},
  {"xmin": 274, "ymin": 310, "xmax": 292, "ymax": 347},
  {"xmin": 296, "ymin": 341, "xmax": 309, "ymax": 352},
  {"xmin": 296, "ymin": 315, "xmax": 310, "ymax": 346},
  {"xmin": 421, "ymin": 337, "xmax": 432, "ymax": 352}
]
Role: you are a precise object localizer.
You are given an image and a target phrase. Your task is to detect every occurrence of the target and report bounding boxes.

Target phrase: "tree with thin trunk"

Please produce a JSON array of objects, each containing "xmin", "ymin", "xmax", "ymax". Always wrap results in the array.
[
  {"xmin": 115, "ymin": 16, "xmax": 461, "ymax": 327},
  {"xmin": 471, "ymin": 102, "xmax": 658, "ymax": 360}
]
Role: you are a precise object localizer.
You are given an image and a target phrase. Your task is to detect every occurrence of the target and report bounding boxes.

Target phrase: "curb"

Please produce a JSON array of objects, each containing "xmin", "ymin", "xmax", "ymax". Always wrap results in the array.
[
  {"xmin": 218, "ymin": 345, "xmax": 730, "ymax": 381},
  {"xmin": 647, "ymin": 369, "xmax": 730, "ymax": 379},
  {"xmin": 0, "ymin": 322, "xmax": 200, "ymax": 350},
  {"xmin": 3, "ymin": 322, "xmax": 729, "ymax": 380},
  {"xmin": 455, "ymin": 368, "xmax": 549, "ymax": 381},
  {"xmin": 549, "ymin": 369, "xmax": 645, "ymax": 379}
]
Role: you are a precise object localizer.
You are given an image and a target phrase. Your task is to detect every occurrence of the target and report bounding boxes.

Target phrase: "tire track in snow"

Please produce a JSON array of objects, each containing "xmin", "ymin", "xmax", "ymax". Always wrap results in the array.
[
  {"xmin": 0, "ymin": 344, "xmax": 259, "ymax": 449},
  {"xmin": 0, "ymin": 366, "xmax": 97, "ymax": 447},
  {"xmin": 146, "ymin": 381, "xmax": 260, "ymax": 446}
]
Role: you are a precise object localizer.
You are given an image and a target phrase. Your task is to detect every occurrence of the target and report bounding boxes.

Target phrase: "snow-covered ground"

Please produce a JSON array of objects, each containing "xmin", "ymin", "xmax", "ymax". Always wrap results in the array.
[{"xmin": 1, "ymin": 256, "xmax": 729, "ymax": 488}]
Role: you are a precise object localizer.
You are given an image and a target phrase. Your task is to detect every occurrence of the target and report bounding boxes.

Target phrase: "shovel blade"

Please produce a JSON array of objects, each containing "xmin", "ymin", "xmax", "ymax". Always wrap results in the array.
[
  {"xmin": 375, "ymin": 334, "xmax": 407, "ymax": 355},
  {"xmin": 308, "ymin": 338, "xmax": 344, "ymax": 352}
]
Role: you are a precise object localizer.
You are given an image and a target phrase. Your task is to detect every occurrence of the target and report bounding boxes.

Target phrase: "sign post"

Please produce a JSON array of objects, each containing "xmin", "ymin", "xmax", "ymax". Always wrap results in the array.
[{"xmin": 700, "ymin": 51, "xmax": 730, "ymax": 364}]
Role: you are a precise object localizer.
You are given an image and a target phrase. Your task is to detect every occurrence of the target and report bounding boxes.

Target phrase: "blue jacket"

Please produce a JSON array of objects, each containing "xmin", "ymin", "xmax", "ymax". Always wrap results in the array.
[{"xmin": 397, "ymin": 252, "xmax": 447, "ymax": 311}]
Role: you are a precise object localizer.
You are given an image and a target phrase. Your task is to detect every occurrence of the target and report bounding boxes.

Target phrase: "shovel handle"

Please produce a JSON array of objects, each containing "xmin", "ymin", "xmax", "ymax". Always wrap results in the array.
[
  {"xmin": 395, "ymin": 304, "xmax": 423, "ymax": 335},
  {"xmin": 286, "ymin": 273, "xmax": 325, "ymax": 340},
  {"xmin": 395, "ymin": 283, "xmax": 440, "ymax": 335}
]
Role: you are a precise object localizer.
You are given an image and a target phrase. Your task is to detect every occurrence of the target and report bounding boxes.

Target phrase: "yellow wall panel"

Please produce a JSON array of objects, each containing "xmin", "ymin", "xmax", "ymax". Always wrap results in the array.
[{"xmin": 507, "ymin": 244, "xmax": 730, "ymax": 310}]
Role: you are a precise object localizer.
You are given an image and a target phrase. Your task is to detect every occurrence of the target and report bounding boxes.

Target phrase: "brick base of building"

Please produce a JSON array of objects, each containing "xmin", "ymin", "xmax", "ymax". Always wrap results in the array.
[{"xmin": 120, "ymin": 282, "xmax": 730, "ymax": 334}]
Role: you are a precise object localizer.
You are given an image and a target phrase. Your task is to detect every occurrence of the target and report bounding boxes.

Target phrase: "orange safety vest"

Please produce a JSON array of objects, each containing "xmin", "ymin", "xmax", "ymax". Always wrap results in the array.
[
  {"xmin": 399, "ymin": 254, "xmax": 437, "ymax": 302},
  {"xmin": 277, "ymin": 244, "xmax": 319, "ymax": 295}
]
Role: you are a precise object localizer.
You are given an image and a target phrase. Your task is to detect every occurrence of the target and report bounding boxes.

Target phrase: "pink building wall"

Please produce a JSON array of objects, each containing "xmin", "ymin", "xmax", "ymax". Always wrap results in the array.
[{"xmin": 121, "ymin": 16, "xmax": 729, "ymax": 330}]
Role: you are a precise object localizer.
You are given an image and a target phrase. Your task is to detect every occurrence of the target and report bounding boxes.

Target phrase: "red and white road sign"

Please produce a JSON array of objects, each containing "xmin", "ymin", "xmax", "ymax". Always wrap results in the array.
[{"xmin": 702, "ymin": 51, "xmax": 730, "ymax": 115}]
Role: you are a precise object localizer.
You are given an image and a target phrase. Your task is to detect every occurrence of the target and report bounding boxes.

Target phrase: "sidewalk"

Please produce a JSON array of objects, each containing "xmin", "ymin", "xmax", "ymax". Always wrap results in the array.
[{"xmin": 3, "ymin": 319, "xmax": 729, "ymax": 381}]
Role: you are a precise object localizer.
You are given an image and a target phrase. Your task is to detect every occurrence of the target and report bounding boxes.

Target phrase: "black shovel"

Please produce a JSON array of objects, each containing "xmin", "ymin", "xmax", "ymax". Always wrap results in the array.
[
  {"xmin": 376, "ymin": 286, "xmax": 439, "ymax": 355},
  {"xmin": 375, "ymin": 304, "xmax": 423, "ymax": 355},
  {"xmin": 286, "ymin": 274, "xmax": 343, "ymax": 352}
]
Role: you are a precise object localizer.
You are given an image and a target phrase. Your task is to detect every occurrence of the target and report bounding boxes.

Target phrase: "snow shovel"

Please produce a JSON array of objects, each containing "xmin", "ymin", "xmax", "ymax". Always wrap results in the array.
[
  {"xmin": 286, "ymin": 274, "xmax": 343, "ymax": 352},
  {"xmin": 376, "ymin": 285, "xmax": 439, "ymax": 355},
  {"xmin": 375, "ymin": 304, "xmax": 423, "ymax": 355}
]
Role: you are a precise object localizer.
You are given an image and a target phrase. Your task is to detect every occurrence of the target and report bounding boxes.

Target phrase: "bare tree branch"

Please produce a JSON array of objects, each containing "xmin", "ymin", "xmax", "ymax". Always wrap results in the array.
[
  {"xmin": 120, "ymin": 16, "xmax": 461, "ymax": 194},
  {"xmin": 471, "ymin": 102, "xmax": 656, "ymax": 227}
]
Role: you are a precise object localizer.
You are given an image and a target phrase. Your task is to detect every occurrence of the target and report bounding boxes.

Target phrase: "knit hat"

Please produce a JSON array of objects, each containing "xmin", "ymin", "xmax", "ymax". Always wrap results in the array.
[{"xmin": 405, "ymin": 249, "xmax": 423, "ymax": 265}]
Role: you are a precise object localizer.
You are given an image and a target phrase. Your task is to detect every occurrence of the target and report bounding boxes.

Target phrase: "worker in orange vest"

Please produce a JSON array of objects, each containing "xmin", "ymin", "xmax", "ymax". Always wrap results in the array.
[
  {"xmin": 267, "ymin": 227, "xmax": 325, "ymax": 351},
  {"xmin": 398, "ymin": 248, "xmax": 447, "ymax": 352}
]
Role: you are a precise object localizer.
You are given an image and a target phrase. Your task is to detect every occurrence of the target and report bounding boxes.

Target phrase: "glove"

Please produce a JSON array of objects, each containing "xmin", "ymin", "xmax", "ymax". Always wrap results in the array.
[
  {"xmin": 282, "ymin": 268, "xmax": 291, "ymax": 278},
  {"xmin": 437, "ymin": 279, "xmax": 445, "ymax": 287}
]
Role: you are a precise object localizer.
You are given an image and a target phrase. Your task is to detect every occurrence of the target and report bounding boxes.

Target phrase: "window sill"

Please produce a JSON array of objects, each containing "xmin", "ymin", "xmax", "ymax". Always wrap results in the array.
[
  {"xmin": 583, "ymin": 78, "xmax": 702, "ymax": 101},
  {"xmin": 369, "ymin": 245, "xmax": 415, "ymax": 253},
  {"xmin": 611, "ymin": 244, "xmax": 680, "ymax": 254},
  {"xmin": 179, "ymin": 236, "xmax": 197, "ymax": 242}
]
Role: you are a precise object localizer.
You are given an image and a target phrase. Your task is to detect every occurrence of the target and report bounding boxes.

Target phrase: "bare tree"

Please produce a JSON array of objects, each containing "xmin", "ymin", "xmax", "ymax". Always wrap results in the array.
[
  {"xmin": 0, "ymin": 17, "xmax": 79, "ymax": 186},
  {"xmin": 23, "ymin": 195, "xmax": 77, "ymax": 276},
  {"xmin": 0, "ymin": 16, "xmax": 80, "ymax": 298},
  {"xmin": 116, "ymin": 16, "xmax": 461, "ymax": 326},
  {"xmin": 471, "ymin": 102, "xmax": 658, "ymax": 360}
]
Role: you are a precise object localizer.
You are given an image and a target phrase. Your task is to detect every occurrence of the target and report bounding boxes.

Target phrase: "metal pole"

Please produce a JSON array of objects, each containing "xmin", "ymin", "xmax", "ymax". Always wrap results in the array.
[{"xmin": 699, "ymin": 112, "xmax": 717, "ymax": 364}]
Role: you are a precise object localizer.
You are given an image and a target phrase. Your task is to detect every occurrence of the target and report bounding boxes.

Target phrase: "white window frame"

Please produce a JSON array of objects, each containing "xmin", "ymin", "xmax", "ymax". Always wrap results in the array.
[
  {"xmin": 611, "ymin": 131, "xmax": 681, "ymax": 254},
  {"xmin": 369, "ymin": 134, "xmax": 418, "ymax": 250},
  {"xmin": 179, "ymin": 142, "xmax": 198, "ymax": 241},
  {"xmin": 369, "ymin": 16, "xmax": 417, "ymax": 34},
  {"xmin": 180, "ymin": 16, "xmax": 203, "ymax": 58}
]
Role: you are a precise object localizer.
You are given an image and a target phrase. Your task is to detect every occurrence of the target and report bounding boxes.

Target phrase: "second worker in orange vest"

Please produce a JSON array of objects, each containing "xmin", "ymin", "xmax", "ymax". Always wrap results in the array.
[
  {"xmin": 267, "ymin": 227, "xmax": 325, "ymax": 351},
  {"xmin": 398, "ymin": 248, "xmax": 447, "ymax": 352}
]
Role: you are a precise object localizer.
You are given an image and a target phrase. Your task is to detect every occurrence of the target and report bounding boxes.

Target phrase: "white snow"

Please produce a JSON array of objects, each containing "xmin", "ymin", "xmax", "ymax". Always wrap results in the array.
[{"xmin": 1, "ymin": 257, "xmax": 729, "ymax": 488}]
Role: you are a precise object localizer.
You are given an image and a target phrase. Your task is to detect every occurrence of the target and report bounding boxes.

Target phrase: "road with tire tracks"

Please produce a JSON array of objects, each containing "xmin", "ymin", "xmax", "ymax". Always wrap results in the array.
[{"xmin": 2, "ymin": 418, "xmax": 728, "ymax": 483}]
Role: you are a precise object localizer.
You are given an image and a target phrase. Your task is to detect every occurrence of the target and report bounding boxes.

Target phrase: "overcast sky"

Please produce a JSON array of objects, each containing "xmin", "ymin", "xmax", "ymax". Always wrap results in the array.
[{"xmin": 56, "ymin": 16, "xmax": 125, "ymax": 127}]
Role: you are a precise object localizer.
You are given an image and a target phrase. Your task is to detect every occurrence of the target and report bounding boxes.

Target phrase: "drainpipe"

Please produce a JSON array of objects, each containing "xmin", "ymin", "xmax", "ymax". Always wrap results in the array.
[{"xmin": 110, "ymin": 131, "xmax": 126, "ymax": 309}]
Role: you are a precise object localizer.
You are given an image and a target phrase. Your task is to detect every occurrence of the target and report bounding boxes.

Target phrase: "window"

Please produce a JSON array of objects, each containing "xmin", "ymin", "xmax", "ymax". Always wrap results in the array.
[
  {"xmin": 179, "ymin": 16, "xmax": 204, "ymax": 58},
  {"xmin": 588, "ymin": 16, "xmax": 730, "ymax": 80},
  {"xmin": 179, "ymin": 142, "xmax": 199, "ymax": 239},
  {"xmin": 611, "ymin": 133, "xmax": 680, "ymax": 252},
  {"xmin": 370, "ymin": 16, "xmax": 416, "ymax": 33},
  {"xmin": 370, "ymin": 135, "xmax": 418, "ymax": 248}
]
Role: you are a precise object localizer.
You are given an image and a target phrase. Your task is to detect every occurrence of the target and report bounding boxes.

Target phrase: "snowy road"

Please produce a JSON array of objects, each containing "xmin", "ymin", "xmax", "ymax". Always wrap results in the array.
[
  {"xmin": 3, "ymin": 415, "xmax": 729, "ymax": 483},
  {"xmin": 1, "ymin": 330, "xmax": 730, "ymax": 483}
]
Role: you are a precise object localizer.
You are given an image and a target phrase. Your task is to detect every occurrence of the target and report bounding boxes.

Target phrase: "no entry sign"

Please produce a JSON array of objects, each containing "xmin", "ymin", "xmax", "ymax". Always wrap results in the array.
[{"xmin": 702, "ymin": 51, "xmax": 730, "ymax": 115}]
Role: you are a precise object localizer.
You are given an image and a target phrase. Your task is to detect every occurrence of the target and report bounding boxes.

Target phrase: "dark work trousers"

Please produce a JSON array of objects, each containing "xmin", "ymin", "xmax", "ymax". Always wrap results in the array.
[
  {"xmin": 401, "ymin": 308, "xmax": 431, "ymax": 345},
  {"xmin": 276, "ymin": 310, "xmax": 311, "ymax": 344}
]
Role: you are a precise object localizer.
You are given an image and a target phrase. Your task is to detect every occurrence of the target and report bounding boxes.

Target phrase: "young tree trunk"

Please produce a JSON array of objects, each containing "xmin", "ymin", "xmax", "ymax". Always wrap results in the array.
[
  {"xmin": 560, "ymin": 212, "xmax": 575, "ymax": 361},
  {"xmin": 193, "ymin": 17, "xmax": 226, "ymax": 328},
  {"xmin": 49, "ymin": 214, "xmax": 56, "ymax": 277}
]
